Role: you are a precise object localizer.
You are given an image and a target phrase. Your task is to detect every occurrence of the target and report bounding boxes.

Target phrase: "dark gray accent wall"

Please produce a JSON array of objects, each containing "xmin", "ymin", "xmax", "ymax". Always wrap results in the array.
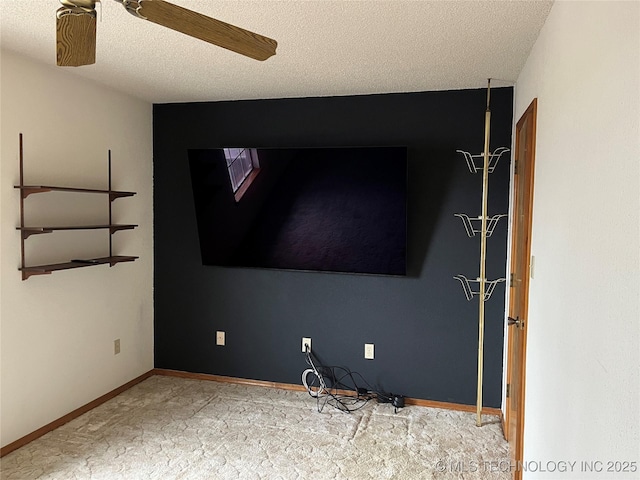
[{"xmin": 153, "ymin": 88, "xmax": 513, "ymax": 407}]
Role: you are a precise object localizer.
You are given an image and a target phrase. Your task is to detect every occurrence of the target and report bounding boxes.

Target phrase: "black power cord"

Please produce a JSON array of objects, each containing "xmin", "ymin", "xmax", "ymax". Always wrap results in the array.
[{"xmin": 301, "ymin": 346, "xmax": 404, "ymax": 414}]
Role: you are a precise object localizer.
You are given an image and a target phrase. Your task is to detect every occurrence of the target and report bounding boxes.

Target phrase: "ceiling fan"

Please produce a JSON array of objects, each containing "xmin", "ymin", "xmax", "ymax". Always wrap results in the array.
[{"xmin": 56, "ymin": 0, "xmax": 278, "ymax": 67}]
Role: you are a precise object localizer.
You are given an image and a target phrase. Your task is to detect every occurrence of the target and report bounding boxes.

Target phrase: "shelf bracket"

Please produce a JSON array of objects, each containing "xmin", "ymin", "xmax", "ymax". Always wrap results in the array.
[
  {"xmin": 17, "ymin": 186, "xmax": 54, "ymax": 199},
  {"xmin": 21, "ymin": 270, "xmax": 52, "ymax": 281},
  {"xmin": 18, "ymin": 228, "xmax": 54, "ymax": 240}
]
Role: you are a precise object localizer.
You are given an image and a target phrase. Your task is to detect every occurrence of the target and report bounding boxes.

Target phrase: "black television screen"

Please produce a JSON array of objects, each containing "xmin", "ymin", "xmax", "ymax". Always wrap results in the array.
[{"xmin": 188, "ymin": 146, "xmax": 408, "ymax": 276}]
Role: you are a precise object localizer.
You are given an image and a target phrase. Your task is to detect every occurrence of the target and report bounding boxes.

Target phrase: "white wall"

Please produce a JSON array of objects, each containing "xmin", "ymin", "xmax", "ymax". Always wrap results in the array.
[
  {"xmin": 0, "ymin": 51, "xmax": 153, "ymax": 447},
  {"xmin": 514, "ymin": 2, "xmax": 639, "ymax": 478}
]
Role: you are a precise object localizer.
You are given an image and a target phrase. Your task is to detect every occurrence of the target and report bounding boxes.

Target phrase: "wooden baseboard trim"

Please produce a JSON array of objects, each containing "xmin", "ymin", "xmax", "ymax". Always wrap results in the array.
[
  {"xmin": 0, "ymin": 370, "xmax": 154, "ymax": 458},
  {"xmin": 153, "ymin": 368, "xmax": 502, "ymax": 417},
  {"xmin": 406, "ymin": 397, "xmax": 502, "ymax": 416},
  {"xmin": 152, "ymin": 368, "xmax": 310, "ymax": 392}
]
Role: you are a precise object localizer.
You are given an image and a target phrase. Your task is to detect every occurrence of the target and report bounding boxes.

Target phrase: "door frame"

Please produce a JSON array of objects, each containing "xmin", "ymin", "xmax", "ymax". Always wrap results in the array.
[{"xmin": 504, "ymin": 98, "xmax": 537, "ymax": 480}]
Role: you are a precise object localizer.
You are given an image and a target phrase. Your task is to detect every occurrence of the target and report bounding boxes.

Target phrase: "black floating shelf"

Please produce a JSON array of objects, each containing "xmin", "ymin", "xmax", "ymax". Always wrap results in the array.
[
  {"xmin": 14, "ymin": 185, "xmax": 136, "ymax": 201},
  {"xmin": 16, "ymin": 224, "xmax": 137, "ymax": 239},
  {"xmin": 19, "ymin": 256, "xmax": 139, "ymax": 280}
]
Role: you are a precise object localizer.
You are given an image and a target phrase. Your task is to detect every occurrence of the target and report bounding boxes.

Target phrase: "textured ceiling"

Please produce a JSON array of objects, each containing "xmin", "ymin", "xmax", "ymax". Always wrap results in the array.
[{"xmin": 0, "ymin": 1, "xmax": 553, "ymax": 103}]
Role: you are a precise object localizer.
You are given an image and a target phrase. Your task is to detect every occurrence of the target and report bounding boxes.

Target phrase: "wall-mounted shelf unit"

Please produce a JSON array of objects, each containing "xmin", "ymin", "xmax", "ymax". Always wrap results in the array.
[{"xmin": 15, "ymin": 134, "xmax": 138, "ymax": 280}]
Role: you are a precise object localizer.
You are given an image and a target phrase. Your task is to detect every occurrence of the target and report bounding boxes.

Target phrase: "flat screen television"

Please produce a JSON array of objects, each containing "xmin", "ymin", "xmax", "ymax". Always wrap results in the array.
[{"xmin": 188, "ymin": 146, "xmax": 408, "ymax": 276}]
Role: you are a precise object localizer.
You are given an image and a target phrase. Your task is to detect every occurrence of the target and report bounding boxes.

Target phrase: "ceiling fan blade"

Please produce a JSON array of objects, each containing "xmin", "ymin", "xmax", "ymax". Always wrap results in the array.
[
  {"xmin": 129, "ymin": 0, "xmax": 277, "ymax": 61},
  {"xmin": 56, "ymin": 6, "xmax": 97, "ymax": 66}
]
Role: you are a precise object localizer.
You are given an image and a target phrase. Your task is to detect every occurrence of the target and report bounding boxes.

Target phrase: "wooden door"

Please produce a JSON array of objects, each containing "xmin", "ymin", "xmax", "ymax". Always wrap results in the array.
[{"xmin": 505, "ymin": 98, "xmax": 537, "ymax": 479}]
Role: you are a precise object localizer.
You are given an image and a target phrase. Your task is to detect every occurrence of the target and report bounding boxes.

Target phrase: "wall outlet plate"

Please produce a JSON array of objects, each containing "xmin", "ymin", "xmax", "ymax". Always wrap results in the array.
[
  {"xmin": 114, "ymin": 339, "xmax": 121, "ymax": 355},
  {"xmin": 302, "ymin": 337, "xmax": 311, "ymax": 353},
  {"xmin": 216, "ymin": 331, "xmax": 225, "ymax": 346},
  {"xmin": 364, "ymin": 343, "xmax": 374, "ymax": 360}
]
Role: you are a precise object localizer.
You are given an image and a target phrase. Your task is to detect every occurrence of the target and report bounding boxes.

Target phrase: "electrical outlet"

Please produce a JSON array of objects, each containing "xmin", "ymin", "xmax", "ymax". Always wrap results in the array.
[
  {"xmin": 114, "ymin": 339, "xmax": 121, "ymax": 355},
  {"xmin": 216, "ymin": 331, "xmax": 225, "ymax": 346},
  {"xmin": 364, "ymin": 343, "xmax": 374, "ymax": 360},
  {"xmin": 302, "ymin": 337, "xmax": 311, "ymax": 353}
]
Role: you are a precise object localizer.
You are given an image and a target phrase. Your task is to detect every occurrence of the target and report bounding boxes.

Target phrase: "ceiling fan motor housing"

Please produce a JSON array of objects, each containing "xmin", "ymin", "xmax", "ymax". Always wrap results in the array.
[{"xmin": 59, "ymin": 0, "xmax": 98, "ymax": 11}]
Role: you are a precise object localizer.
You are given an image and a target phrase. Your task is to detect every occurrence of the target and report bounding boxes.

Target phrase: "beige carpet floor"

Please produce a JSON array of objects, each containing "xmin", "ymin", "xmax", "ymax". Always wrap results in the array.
[{"xmin": 0, "ymin": 375, "xmax": 512, "ymax": 479}]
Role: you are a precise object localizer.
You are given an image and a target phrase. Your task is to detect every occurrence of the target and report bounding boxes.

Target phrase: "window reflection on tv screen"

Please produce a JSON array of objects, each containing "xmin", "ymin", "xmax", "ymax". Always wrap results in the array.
[{"xmin": 188, "ymin": 146, "xmax": 408, "ymax": 276}]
